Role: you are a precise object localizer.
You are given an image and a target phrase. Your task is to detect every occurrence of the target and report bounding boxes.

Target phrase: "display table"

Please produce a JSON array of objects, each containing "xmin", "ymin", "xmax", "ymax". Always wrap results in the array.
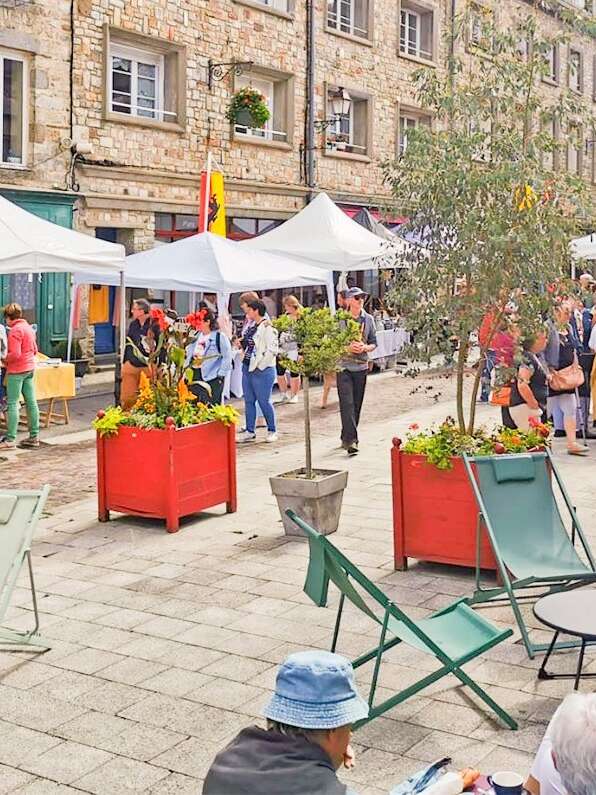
[
  {"xmin": 534, "ymin": 589, "xmax": 596, "ymax": 690},
  {"xmin": 370, "ymin": 328, "xmax": 409, "ymax": 367},
  {"xmin": 34, "ymin": 361, "xmax": 76, "ymax": 426}
]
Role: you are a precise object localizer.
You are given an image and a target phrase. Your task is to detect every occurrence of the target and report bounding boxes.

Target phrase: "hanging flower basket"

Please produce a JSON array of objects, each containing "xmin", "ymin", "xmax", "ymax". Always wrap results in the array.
[{"xmin": 226, "ymin": 87, "xmax": 271, "ymax": 129}]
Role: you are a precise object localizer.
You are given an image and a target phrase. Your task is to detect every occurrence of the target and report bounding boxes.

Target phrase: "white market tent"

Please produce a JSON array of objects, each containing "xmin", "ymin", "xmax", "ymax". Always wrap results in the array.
[
  {"xmin": 0, "ymin": 194, "xmax": 127, "ymax": 357},
  {"xmin": 74, "ymin": 231, "xmax": 336, "ymax": 319},
  {"xmin": 571, "ymin": 234, "xmax": 596, "ymax": 261},
  {"xmin": 0, "ymin": 195, "xmax": 125, "ymax": 275},
  {"xmin": 242, "ymin": 192, "xmax": 410, "ymax": 271}
]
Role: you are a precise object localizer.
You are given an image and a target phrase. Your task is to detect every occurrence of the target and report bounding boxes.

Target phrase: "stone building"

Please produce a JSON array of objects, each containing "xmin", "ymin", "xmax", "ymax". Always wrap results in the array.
[{"xmin": 0, "ymin": 0, "xmax": 594, "ymax": 356}]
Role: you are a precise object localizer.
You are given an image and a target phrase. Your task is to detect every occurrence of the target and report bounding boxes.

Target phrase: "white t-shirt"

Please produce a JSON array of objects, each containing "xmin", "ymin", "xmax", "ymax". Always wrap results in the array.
[
  {"xmin": 530, "ymin": 711, "xmax": 565, "ymax": 795},
  {"xmin": 588, "ymin": 323, "xmax": 596, "ymax": 353}
]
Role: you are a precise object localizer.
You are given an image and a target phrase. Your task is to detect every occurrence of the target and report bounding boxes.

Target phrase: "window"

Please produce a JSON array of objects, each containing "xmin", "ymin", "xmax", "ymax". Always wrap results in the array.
[
  {"xmin": 105, "ymin": 27, "xmax": 185, "ymax": 127},
  {"xmin": 253, "ymin": 0, "xmax": 290, "ymax": 9},
  {"xmin": 155, "ymin": 213, "xmax": 197, "ymax": 243},
  {"xmin": 398, "ymin": 111, "xmax": 431, "ymax": 156},
  {"xmin": 327, "ymin": 0, "xmax": 370, "ymax": 40},
  {"xmin": 567, "ymin": 125, "xmax": 583, "ymax": 175},
  {"xmin": 569, "ymin": 49, "xmax": 582, "ymax": 93},
  {"xmin": 400, "ymin": 3, "xmax": 434, "ymax": 61},
  {"xmin": 233, "ymin": 72, "xmax": 292, "ymax": 144},
  {"xmin": 593, "ymin": 54, "xmax": 596, "ymax": 102},
  {"xmin": 542, "ymin": 43, "xmax": 559, "ymax": 84},
  {"xmin": 227, "ymin": 217, "xmax": 283, "ymax": 240},
  {"xmin": 325, "ymin": 87, "xmax": 370, "ymax": 157},
  {"xmin": 468, "ymin": 4, "xmax": 493, "ymax": 53},
  {"xmin": 541, "ymin": 116, "xmax": 558, "ymax": 171},
  {"xmin": 1, "ymin": 50, "xmax": 27, "ymax": 166}
]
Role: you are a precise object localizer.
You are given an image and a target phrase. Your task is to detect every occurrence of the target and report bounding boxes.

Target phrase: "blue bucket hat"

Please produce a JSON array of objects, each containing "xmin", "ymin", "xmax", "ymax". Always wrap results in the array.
[{"xmin": 263, "ymin": 651, "xmax": 369, "ymax": 730}]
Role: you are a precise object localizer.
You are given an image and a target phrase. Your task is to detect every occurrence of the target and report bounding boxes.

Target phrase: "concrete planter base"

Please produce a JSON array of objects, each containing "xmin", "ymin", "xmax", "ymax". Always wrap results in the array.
[{"xmin": 269, "ymin": 469, "xmax": 348, "ymax": 537}]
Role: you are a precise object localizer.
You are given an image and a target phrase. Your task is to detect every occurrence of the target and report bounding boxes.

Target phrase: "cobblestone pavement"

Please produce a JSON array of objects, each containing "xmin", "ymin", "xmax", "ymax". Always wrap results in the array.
[{"xmin": 1, "ymin": 371, "xmax": 595, "ymax": 793}]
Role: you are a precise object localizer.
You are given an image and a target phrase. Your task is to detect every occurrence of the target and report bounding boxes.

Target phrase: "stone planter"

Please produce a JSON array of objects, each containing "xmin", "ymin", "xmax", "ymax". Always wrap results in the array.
[{"xmin": 270, "ymin": 469, "xmax": 348, "ymax": 537}]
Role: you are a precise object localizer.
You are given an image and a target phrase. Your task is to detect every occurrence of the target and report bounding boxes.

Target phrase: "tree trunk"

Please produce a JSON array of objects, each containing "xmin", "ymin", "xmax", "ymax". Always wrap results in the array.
[
  {"xmin": 456, "ymin": 336, "xmax": 468, "ymax": 433},
  {"xmin": 467, "ymin": 362, "xmax": 484, "ymax": 435},
  {"xmin": 304, "ymin": 376, "xmax": 313, "ymax": 479}
]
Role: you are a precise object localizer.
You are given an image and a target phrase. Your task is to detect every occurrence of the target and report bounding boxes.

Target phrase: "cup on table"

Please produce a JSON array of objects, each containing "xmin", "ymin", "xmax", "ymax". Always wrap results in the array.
[{"xmin": 487, "ymin": 771, "xmax": 524, "ymax": 795}]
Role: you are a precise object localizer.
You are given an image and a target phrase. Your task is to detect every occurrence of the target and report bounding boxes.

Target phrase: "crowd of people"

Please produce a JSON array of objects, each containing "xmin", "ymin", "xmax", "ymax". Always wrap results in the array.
[{"xmin": 480, "ymin": 274, "xmax": 596, "ymax": 456}]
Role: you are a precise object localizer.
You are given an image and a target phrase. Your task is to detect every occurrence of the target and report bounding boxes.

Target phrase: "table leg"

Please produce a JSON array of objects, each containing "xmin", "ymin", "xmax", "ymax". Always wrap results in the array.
[
  {"xmin": 538, "ymin": 631, "xmax": 559, "ymax": 680},
  {"xmin": 574, "ymin": 640, "xmax": 586, "ymax": 691},
  {"xmin": 63, "ymin": 398, "xmax": 70, "ymax": 425}
]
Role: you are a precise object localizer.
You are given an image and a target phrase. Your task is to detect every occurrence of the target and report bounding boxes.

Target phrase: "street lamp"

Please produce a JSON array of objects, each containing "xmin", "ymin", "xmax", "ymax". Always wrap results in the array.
[{"xmin": 313, "ymin": 86, "xmax": 352, "ymax": 131}]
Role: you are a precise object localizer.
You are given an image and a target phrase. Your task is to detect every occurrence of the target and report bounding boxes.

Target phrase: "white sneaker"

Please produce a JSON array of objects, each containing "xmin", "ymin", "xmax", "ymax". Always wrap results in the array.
[
  {"xmin": 236, "ymin": 431, "xmax": 256, "ymax": 444},
  {"xmin": 287, "ymin": 394, "xmax": 299, "ymax": 404},
  {"xmin": 266, "ymin": 432, "xmax": 278, "ymax": 443},
  {"xmin": 275, "ymin": 394, "xmax": 289, "ymax": 404}
]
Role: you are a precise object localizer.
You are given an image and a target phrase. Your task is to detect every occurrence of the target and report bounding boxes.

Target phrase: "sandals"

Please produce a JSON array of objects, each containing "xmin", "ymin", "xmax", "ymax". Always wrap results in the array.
[{"xmin": 568, "ymin": 445, "xmax": 589, "ymax": 456}]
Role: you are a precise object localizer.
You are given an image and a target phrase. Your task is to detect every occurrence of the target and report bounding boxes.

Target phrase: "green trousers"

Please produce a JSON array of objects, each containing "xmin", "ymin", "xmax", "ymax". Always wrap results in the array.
[{"xmin": 6, "ymin": 371, "xmax": 39, "ymax": 442}]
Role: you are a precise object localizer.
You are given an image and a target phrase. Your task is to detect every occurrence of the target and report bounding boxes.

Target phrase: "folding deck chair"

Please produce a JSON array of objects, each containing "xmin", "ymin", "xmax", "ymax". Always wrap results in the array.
[
  {"xmin": 0, "ymin": 487, "xmax": 51, "ymax": 651},
  {"xmin": 463, "ymin": 451, "xmax": 596, "ymax": 659},
  {"xmin": 286, "ymin": 509, "xmax": 517, "ymax": 730}
]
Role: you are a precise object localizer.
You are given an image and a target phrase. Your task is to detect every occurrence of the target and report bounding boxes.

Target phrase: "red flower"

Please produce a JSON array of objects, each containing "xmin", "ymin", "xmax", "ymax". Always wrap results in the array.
[
  {"xmin": 528, "ymin": 415, "xmax": 539, "ymax": 428},
  {"xmin": 185, "ymin": 309, "xmax": 207, "ymax": 330},
  {"xmin": 150, "ymin": 308, "xmax": 168, "ymax": 332},
  {"xmin": 409, "ymin": 423, "xmax": 419, "ymax": 431}
]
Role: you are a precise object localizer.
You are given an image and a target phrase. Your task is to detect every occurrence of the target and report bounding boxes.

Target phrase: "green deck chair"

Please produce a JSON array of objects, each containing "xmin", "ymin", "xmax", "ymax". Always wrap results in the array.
[
  {"xmin": 0, "ymin": 487, "xmax": 51, "ymax": 651},
  {"xmin": 463, "ymin": 451, "xmax": 596, "ymax": 659},
  {"xmin": 286, "ymin": 509, "xmax": 517, "ymax": 730}
]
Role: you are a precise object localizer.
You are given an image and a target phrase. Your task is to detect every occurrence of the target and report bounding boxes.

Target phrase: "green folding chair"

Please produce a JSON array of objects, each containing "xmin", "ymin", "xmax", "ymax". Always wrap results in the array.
[
  {"xmin": 0, "ymin": 487, "xmax": 51, "ymax": 651},
  {"xmin": 286, "ymin": 509, "xmax": 517, "ymax": 730},
  {"xmin": 463, "ymin": 451, "xmax": 596, "ymax": 659}
]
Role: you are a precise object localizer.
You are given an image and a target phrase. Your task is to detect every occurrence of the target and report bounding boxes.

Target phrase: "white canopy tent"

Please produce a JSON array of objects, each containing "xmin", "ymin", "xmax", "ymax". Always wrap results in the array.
[
  {"xmin": 571, "ymin": 234, "xmax": 596, "ymax": 261},
  {"xmin": 74, "ymin": 230, "xmax": 336, "ymax": 340},
  {"xmin": 0, "ymin": 195, "xmax": 127, "ymax": 357},
  {"xmin": 242, "ymin": 192, "xmax": 410, "ymax": 271}
]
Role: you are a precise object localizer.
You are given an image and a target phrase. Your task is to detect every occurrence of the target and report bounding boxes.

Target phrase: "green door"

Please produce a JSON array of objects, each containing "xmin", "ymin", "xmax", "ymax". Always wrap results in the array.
[{"xmin": 0, "ymin": 190, "xmax": 74, "ymax": 353}]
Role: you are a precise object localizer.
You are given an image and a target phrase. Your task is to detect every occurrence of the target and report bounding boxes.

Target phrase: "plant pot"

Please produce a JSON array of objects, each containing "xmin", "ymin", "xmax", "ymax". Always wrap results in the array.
[
  {"xmin": 391, "ymin": 438, "xmax": 496, "ymax": 571},
  {"xmin": 97, "ymin": 421, "xmax": 237, "ymax": 533},
  {"xmin": 73, "ymin": 358, "xmax": 89, "ymax": 378},
  {"xmin": 270, "ymin": 468, "xmax": 348, "ymax": 537},
  {"xmin": 235, "ymin": 108, "xmax": 255, "ymax": 129}
]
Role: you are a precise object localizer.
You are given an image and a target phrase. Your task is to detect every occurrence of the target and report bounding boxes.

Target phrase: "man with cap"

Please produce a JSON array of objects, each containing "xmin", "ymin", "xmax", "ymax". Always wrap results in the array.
[
  {"xmin": 202, "ymin": 650, "xmax": 368, "ymax": 794},
  {"xmin": 337, "ymin": 287, "xmax": 377, "ymax": 456}
]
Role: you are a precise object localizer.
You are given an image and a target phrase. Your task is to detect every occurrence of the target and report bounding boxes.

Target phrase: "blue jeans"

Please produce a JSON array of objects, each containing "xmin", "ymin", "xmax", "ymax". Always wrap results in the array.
[
  {"xmin": 480, "ymin": 349, "xmax": 497, "ymax": 402},
  {"xmin": 242, "ymin": 364, "xmax": 276, "ymax": 433}
]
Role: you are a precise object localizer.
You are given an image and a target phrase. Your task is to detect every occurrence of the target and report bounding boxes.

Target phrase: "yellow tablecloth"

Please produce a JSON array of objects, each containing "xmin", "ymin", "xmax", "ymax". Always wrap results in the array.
[{"xmin": 33, "ymin": 364, "xmax": 76, "ymax": 401}]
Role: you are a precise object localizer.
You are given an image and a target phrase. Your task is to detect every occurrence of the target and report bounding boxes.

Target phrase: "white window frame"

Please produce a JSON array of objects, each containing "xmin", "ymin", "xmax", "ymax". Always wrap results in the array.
[
  {"xmin": 569, "ymin": 49, "xmax": 582, "ymax": 93},
  {"xmin": 400, "ymin": 9, "xmax": 421, "ymax": 58},
  {"xmin": 109, "ymin": 42, "xmax": 173, "ymax": 121},
  {"xmin": 255, "ymin": 0, "xmax": 290, "ymax": 9},
  {"xmin": 234, "ymin": 75, "xmax": 288, "ymax": 142},
  {"xmin": 543, "ymin": 43, "xmax": 558, "ymax": 84},
  {"xmin": 399, "ymin": 114, "xmax": 421, "ymax": 155},
  {"xmin": 327, "ymin": 0, "xmax": 369, "ymax": 40},
  {"xmin": 0, "ymin": 49, "xmax": 28, "ymax": 168}
]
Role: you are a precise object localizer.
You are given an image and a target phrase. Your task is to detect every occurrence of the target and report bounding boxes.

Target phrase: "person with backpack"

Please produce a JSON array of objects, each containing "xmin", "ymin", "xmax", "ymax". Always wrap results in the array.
[{"xmin": 186, "ymin": 309, "xmax": 232, "ymax": 406}]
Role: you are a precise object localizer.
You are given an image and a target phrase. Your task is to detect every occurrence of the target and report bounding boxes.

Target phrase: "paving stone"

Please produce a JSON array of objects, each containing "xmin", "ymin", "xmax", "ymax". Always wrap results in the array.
[
  {"xmin": 73, "ymin": 757, "xmax": 169, "ymax": 793},
  {"xmin": 199, "ymin": 654, "xmax": 272, "ymax": 684},
  {"xmin": 0, "ymin": 661, "xmax": 60, "ymax": 690},
  {"xmin": 22, "ymin": 740, "xmax": 113, "ymax": 784},
  {"xmin": 146, "ymin": 772, "xmax": 198, "ymax": 794},
  {"xmin": 0, "ymin": 765, "xmax": 36, "ymax": 793},
  {"xmin": 355, "ymin": 717, "xmax": 431, "ymax": 755},
  {"xmin": 11, "ymin": 781, "xmax": 80, "ymax": 794},
  {"xmin": 135, "ymin": 616, "xmax": 197, "ymax": 640},
  {"xmin": 151, "ymin": 737, "xmax": 224, "ymax": 779},
  {"xmin": 73, "ymin": 679, "xmax": 147, "ymax": 714},
  {"xmin": 0, "ymin": 686, "xmax": 88, "ymax": 732},
  {"xmin": 0, "ymin": 725, "xmax": 63, "ymax": 768},
  {"xmin": 48, "ymin": 647, "xmax": 124, "ymax": 675},
  {"xmin": 141, "ymin": 667, "xmax": 213, "ymax": 697},
  {"xmin": 96, "ymin": 657, "xmax": 169, "ymax": 686},
  {"xmin": 186, "ymin": 677, "xmax": 265, "ymax": 710}
]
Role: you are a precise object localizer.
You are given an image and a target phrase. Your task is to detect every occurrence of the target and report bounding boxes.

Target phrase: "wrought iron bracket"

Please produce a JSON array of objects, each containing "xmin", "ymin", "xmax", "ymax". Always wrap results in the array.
[{"xmin": 208, "ymin": 59, "xmax": 253, "ymax": 91}]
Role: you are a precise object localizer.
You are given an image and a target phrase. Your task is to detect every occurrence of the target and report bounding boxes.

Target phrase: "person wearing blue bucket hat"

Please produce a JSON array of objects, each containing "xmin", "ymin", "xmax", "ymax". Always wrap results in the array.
[{"xmin": 202, "ymin": 650, "xmax": 369, "ymax": 794}]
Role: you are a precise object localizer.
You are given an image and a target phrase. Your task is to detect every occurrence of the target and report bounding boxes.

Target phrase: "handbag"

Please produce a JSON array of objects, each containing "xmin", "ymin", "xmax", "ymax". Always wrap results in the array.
[
  {"xmin": 548, "ymin": 354, "xmax": 584, "ymax": 391},
  {"xmin": 489, "ymin": 386, "xmax": 511, "ymax": 406}
]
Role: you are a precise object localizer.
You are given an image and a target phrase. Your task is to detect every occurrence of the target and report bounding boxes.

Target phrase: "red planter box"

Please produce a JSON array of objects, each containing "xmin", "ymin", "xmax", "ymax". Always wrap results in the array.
[
  {"xmin": 391, "ymin": 438, "xmax": 496, "ymax": 571},
  {"xmin": 97, "ymin": 421, "xmax": 237, "ymax": 533}
]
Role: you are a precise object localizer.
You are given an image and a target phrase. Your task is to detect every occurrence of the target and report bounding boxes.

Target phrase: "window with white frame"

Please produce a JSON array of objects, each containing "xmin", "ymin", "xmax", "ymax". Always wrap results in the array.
[
  {"xmin": 253, "ymin": 0, "xmax": 291, "ymax": 10},
  {"xmin": 542, "ymin": 43, "xmax": 558, "ymax": 83},
  {"xmin": 1, "ymin": 50, "xmax": 27, "ymax": 166},
  {"xmin": 327, "ymin": 0, "xmax": 370, "ymax": 40},
  {"xmin": 567, "ymin": 124, "xmax": 583, "ymax": 175},
  {"xmin": 326, "ymin": 88, "xmax": 369, "ymax": 156},
  {"xmin": 110, "ymin": 44, "xmax": 170, "ymax": 121},
  {"xmin": 398, "ymin": 112, "xmax": 430, "ymax": 156},
  {"xmin": 569, "ymin": 49, "xmax": 582, "ymax": 93},
  {"xmin": 400, "ymin": 4, "xmax": 434, "ymax": 61},
  {"xmin": 234, "ymin": 74, "xmax": 290, "ymax": 143}
]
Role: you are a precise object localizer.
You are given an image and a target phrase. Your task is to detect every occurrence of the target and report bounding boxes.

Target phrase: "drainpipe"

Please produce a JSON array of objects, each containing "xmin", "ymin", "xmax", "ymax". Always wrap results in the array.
[
  {"xmin": 305, "ymin": 0, "xmax": 316, "ymax": 202},
  {"xmin": 69, "ymin": 0, "xmax": 75, "ymax": 140}
]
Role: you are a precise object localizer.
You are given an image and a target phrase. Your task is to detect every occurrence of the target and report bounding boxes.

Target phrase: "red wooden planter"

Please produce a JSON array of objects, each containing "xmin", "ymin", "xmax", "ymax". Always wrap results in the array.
[
  {"xmin": 97, "ymin": 420, "xmax": 237, "ymax": 533},
  {"xmin": 391, "ymin": 438, "xmax": 496, "ymax": 571}
]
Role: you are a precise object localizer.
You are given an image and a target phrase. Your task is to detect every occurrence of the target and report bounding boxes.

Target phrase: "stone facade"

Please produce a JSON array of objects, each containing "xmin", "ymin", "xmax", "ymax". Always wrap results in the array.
[{"xmin": 0, "ymin": 0, "xmax": 594, "ymax": 354}]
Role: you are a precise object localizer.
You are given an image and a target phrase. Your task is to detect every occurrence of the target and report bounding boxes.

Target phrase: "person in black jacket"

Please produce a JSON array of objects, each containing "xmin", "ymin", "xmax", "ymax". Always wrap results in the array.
[{"xmin": 120, "ymin": 299, "xmax": 160, "ymax": 409}]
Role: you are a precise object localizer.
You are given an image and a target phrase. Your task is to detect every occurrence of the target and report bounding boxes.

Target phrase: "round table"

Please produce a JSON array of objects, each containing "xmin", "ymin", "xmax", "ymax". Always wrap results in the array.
[{"xmin": 534, "ymin": 589, "xmax": 596, "ymax": 690}]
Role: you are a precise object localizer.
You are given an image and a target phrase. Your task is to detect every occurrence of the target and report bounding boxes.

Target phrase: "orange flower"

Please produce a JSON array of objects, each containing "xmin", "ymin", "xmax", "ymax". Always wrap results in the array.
[{"xmin": 177, "ymin": 379, "xmax": 196, "ymax": 404}]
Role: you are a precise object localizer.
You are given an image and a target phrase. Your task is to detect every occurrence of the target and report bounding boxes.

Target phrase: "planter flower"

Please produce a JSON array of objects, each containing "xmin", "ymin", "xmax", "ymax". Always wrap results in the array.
[
  {"xmin": 93, "ymin": 308, "xmax": 239, "ymax": 533},
  {"xmin": 226, "ymin": 87, "xmax": 271, "ymax": 130},
  {"xmin": 270, "ymin": 308, "xmax": 360, "ymax": 536}
]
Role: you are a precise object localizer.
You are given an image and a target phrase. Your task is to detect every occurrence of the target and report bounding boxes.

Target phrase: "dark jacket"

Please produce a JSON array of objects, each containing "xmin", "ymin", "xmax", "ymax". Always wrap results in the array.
[
  {"xmin": 123, "ymin": 317, "xmax": 160, "ymax": 367},
  {"xmin": 202, "ymin": 726, "xmax": 348, "ymax": 795}
]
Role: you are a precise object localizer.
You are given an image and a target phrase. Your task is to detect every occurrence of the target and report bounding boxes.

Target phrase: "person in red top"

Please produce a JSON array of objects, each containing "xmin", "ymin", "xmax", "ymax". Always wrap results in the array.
[{"xmin": 0, "ymin": 303, "xmax": 40, "ymax": 450}]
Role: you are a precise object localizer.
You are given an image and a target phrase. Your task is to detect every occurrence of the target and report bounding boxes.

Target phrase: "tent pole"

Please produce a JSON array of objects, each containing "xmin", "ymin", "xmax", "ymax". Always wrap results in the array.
[
  {"xmin": 66, "ymin": 278, "xmax": 75, "ymax": 363},
  {"xmin": 119, "ymin": 270, "xmax": 126, "ymax": 361}
]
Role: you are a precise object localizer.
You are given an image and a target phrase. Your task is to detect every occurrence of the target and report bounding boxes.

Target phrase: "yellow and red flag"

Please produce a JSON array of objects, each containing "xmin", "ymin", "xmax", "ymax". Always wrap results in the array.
[{"xmin": 198, "ymin": 156, "xmax": 226, "ymax": 236}]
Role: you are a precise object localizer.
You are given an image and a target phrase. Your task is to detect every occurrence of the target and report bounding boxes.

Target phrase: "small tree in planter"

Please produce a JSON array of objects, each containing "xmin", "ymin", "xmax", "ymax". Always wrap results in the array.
[
  {"xmin": 270, "ymin": 308, "xmax": 360, "ymax": 536},
  {"xmin": 226, "ymin": 87, "xmax": 271, "ymax": 130},
  {"xmin": 383, "ymin": 11, "xmax": 592, "ymax": 569}
]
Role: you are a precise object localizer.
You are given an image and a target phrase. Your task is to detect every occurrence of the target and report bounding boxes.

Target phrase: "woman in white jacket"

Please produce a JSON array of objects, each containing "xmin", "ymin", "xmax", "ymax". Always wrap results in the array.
[{"xmin": 237, "ymin": 299, "xmax": 279, "ymax": 443}]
